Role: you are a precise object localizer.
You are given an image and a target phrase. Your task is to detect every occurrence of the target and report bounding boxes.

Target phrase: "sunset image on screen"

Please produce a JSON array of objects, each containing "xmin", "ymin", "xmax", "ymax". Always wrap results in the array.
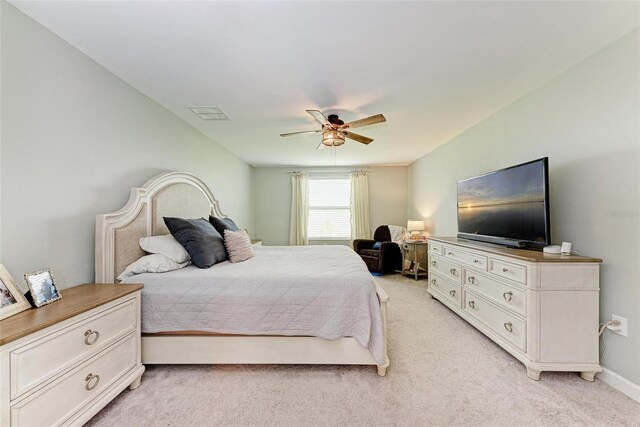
[{"xmin": 457, "ymin": 161, "xmax": 547, "ymax": 243}]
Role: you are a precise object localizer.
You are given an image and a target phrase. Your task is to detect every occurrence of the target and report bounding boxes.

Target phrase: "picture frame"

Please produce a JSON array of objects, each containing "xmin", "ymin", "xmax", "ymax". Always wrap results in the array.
[
  {"xmin": 24, "ymin": 268, "xmax": 62, "ymax": 308},
  {"xmin": 0, "ymin": 264, "xmax": 31, "ymax": 320}
]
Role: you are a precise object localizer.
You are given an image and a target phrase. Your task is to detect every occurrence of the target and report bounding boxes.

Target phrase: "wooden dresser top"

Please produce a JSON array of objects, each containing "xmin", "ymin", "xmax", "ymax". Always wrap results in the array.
[
  {"xmin": 429, "ymin": 236, "xmax": 602, "ymax": 263},
  {"xmin": 0, "ymin": 283, "xmax": 143, "ymax": 346}
]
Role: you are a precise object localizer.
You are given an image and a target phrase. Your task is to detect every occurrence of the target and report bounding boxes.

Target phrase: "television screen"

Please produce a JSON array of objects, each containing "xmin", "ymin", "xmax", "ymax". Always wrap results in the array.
[{"xmin": 457, "ymin": 158, "xmax": 550, "ymax": 248}]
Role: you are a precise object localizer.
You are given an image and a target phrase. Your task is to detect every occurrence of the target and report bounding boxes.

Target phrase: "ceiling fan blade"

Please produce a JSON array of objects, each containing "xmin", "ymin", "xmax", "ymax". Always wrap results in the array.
[
  {"xmin": 280, "ymin": 129, "xmax": 321, "ymax": 137},
  {"xmin": 345, "ymin": 113, "xmax": 386, "ymax": 129},
  {"xmin": 306, "ymin": 109, "xmax": 328, "ymax": 126},
  {"xmin": 344, "ymin": 131, "xmax": 373, "ymax": 145}
]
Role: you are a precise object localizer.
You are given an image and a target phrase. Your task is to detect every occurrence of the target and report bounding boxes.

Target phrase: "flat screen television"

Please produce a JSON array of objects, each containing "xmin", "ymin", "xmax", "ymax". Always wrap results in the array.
[{"xmin": 457, "ymin": 158, "xmax": 550, "ymax": 249}]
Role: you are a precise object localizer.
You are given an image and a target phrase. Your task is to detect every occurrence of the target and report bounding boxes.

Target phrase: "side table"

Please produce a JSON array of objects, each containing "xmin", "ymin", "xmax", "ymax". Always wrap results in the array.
[{"xmin": 400, "ymin": 241, "xmax": 429, "ymax": 280}]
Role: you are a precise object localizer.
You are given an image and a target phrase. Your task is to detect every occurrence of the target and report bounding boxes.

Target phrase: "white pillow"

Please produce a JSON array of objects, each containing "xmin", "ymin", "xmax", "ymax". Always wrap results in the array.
[
  {"xmin": 388, "ymin": 225, "xmax": 406, "ymax": 243},
  {"xmin": 117, "ymin": 254, "xmax": 190, "ymax": 281},
  {"xmin": 139, "ymin": 235, "xmax": 190, "ymax": 263},
  {"xmin": 223, "ymin": 229, "xmax": 254, "ymax": 263}
]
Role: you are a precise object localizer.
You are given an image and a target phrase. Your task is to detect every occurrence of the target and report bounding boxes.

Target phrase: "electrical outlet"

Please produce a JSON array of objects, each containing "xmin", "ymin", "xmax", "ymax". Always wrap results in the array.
[{"xmin": 607, "ymin": 314, "xmax": 628, "ymax": 337}]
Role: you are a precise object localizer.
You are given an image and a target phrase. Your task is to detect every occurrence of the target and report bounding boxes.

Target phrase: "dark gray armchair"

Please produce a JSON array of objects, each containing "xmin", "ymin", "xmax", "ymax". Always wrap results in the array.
[{"xmin": 353, "ymin": 225, "xmax": 402, "ymax": 274}]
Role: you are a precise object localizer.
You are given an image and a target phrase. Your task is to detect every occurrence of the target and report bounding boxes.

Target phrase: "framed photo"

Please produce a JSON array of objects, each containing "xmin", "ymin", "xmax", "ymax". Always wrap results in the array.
[
  {"xmin": 24, "ymin": 268, "xmax": 62, "ymax": 308},
  {"xmin": 0, "ymin": 264, "xmax": 31, "ymax": 320}
]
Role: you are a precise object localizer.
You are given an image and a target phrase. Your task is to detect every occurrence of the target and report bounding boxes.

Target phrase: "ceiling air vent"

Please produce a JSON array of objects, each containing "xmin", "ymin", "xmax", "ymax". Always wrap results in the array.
[{"xmin": 188, "ymin": 106, "xmax": 230, "ymax": 120}]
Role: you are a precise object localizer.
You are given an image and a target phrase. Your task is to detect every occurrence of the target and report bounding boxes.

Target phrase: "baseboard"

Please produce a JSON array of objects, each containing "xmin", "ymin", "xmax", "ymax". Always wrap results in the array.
[{"xmin": 597, "ymin": 368, "xmax": 640, "ymax": 402}]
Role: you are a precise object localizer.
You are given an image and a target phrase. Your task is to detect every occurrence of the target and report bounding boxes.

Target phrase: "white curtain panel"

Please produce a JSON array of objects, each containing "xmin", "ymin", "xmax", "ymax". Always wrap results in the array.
[
  {"xmin": 350, "ymin": 171, "xmax": 371, "ymax": 241},
  {"xmin": 289, "ymin": 172, "xmax": 309, "ymax": 245}
]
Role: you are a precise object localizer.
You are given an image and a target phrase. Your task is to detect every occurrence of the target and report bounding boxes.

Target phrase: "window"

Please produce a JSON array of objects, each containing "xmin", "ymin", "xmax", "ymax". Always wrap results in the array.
[{"xmin": 308, "ymin": 177, "xmax": 351, "ymax": 240}]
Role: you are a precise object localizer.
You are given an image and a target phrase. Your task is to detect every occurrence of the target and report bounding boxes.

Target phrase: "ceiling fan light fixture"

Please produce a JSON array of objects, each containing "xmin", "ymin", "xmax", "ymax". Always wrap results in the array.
[
  {"xmin": 321, "ymin": 129, "xmax": 345, "ymax": 147},
  {"xmin": 282, "ymin": 111, "xmax": 384, "ymax": 148}
]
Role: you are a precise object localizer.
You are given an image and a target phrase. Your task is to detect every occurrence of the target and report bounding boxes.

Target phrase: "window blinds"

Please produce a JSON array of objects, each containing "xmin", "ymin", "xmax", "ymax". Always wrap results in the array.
[{"xmin": 308, "ymin": 178, "xmax": 351, "ymax": 239}]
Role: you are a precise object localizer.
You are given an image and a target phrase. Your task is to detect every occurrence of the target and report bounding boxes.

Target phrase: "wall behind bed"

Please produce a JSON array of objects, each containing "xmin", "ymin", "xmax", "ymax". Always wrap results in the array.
[
  {"xmin": 0, "ymin": 4, "xmax": 254, "ymax": 287},
  {"xmin": 253, "ymin": 166, "xmax": 408, "ymax": 246}
]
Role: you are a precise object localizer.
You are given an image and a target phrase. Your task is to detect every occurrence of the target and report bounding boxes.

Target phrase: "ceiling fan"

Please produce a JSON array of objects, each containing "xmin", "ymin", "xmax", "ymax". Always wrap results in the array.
[{"xmin": 280, "ymin": 110, "xmax": 387, "ymax": 149}]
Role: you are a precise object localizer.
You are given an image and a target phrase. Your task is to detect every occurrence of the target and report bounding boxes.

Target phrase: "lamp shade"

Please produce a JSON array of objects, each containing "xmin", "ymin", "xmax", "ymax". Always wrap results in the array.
[{"xmin": 407, "ymin": 220, "xmax": 425, "ymax": 231}]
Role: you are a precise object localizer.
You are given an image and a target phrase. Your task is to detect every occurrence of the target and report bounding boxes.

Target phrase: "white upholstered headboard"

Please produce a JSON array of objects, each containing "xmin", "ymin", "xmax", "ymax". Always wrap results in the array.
[{"xmin": 95, "ymin": 171, "xmax": 226, "ymax": 283}]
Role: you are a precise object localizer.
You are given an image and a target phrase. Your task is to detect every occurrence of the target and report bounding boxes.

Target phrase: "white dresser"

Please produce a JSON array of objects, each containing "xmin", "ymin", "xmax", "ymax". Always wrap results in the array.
[
  {"xmin": 0, "ymin": 284, "xmax": 145, "ymax": 426},
  {"xmin": 427, "ymin": 237, "xmax": 602, "ymax": 381}
]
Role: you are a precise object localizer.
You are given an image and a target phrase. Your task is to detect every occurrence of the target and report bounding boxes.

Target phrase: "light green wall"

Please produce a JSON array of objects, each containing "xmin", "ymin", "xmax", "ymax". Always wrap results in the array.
[
  {"xmin": 0, "ymin": 4, "xmax": 254, "ymax": 287},
  {"xmin": 0, "ymin": 1, "xmax": 3, "ymax": 262},
  {"xmin": 253, "ymin": 166, "xmax": 408, "ymax": 246},
  {"xmin": 408, "ymin": 30, "xmax": 640, "ymax": 385}
]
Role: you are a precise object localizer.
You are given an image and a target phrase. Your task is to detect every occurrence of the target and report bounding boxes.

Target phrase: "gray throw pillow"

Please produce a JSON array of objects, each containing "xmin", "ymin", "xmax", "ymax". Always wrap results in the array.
[
  {"xmin": 209, "ymin": 216, "xmax": 240, "ymax": 236},
  {"xmin": 164, "ymin": 217, "xmax": 227, "ymax": 268}
]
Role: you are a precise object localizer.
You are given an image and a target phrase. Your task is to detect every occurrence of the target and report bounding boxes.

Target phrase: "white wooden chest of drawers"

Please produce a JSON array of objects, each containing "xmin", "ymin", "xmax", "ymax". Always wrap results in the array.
[
  {"xmin": 0, "ymin": 284, "xmax": 145, "ymax": 426},
  {"xmin": 427, "ymin": 237, "xmax": 603, "ymax": 381}
]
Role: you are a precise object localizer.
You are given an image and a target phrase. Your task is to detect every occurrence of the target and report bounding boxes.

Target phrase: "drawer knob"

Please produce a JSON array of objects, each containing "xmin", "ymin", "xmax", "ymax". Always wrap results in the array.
[
  {"xmin": 503, "ymin": 291, "xmax": 513, "ymax": 301},
  {"xmin": 468, "ymin": 300, "xmax": 475, "ymax": 309},
  {"xmin": 85, "ymin": 373, "xmax": 101, "ymax": 391},
  {"xmin": 502, "ymin": 267, "xmax": 509, "ymax": 272},
  {"xmin": 431, "ymin": 261, "xmax": 437, "ymax": 267},
  {"xmin": 433, "ymin": 247, "xmax": 438, "ymax": 251},
  {"xmin": 504, "ymin": 322, "xmax": 513, "ymax": 333},
  {"xmin": 450, "ymin": 268, "xmax": 457, "ymax": 276},
  {"xmin": 84, "ymin": 329, "xmax": 100, "ymax": 345},
  {"xmin": 430, "ymin": 279, "xmax": 436, "ymax": 286},
  {"xmin": 467, "ymin": 276, "xmax": 476, "ymax": 285},
  {"xmin": 448, "ymin": 252, "xmax": 454, "ymax": 256},
  {"xmin": 449, "ymin": 290, "xmax": 456, "ymax": 297},
  {"xmin": 474, "ymin": 259, "xmax": 480, "ymax": 264}
]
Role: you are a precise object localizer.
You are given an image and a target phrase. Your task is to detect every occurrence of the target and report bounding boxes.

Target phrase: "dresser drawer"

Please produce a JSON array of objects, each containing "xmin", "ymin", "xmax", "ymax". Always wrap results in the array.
[
  {"xmin": 10, "ymin": 333, "xmax": 136, "ymax": 427},
  {"xmin": 443, "ymin": 246, "xmax": 488, "ymax": 271},
  {"xmin": 427, "ymin": 242, "xmax": 442, "ymax": 256},
  {"xmin": 463, "ymin": 290, "xmax": 526, "ymax": 352},
  {"xmin": 464, "ymin": 270, "xmax": 526, "ymax": 316},
  {"xmin": 489, "ymin": 258, "xmax": 527, "ymax": 284},
  {"xmin": 10, "ymin": 298, "xmax": 136, "ymax": 399},
  {"xmin": 428, "ymin": 255, "xmax": 462, "ymax": 284},
  {"xmin": 429, "ymin": 273, "xmax": 462, "ymax": 307}
]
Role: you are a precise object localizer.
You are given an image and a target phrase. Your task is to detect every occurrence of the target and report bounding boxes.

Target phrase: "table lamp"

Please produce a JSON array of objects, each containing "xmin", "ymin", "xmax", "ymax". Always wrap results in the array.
[{"xmin": 407, "ymin": 220, "xmax": 425, "ymax": 240}]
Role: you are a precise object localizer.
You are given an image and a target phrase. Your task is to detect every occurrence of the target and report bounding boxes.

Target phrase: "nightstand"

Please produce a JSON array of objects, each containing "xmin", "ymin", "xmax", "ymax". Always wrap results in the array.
[
  {"xmin": 251, "ymin": 239, "xmax": 263, "ymax": 246},
  {"xmin": 0, "ymin": 283, "xmax": 144, "ymax": 426},
  {"xmin": 400, "ymin": 241, "xmax": 429, "ymax": 280}
]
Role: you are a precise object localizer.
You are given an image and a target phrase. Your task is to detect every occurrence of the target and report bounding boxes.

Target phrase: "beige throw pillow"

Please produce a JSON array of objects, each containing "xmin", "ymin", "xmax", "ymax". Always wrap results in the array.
[{"xmin": 223, "ymin": 229, "xmax": 254, "ymax": 263}]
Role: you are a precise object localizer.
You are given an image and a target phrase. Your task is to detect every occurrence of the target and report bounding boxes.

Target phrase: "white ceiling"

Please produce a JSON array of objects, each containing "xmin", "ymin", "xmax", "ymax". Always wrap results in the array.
[{"xmin": 12, "ymin": 1, "xmax": 640, "ymax": 167}]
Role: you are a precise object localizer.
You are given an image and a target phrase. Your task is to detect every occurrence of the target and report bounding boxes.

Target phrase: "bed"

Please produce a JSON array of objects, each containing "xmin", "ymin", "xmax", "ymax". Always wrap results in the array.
[{"xmin": 95, "ymin": 171, "xmax": 390, "ymax": 375}]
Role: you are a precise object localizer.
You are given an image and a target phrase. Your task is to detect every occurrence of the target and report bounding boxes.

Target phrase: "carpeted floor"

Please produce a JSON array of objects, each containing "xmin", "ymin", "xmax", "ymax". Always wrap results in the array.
[{"xmin": 87, "ymin": 275, "xmax": 640, "ymax": 426}]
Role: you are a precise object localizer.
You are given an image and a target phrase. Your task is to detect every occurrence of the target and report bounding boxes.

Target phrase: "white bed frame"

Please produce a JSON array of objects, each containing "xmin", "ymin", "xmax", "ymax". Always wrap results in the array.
[{"xmin": 95, "ymin": 171, "xmax": 390, "ymax": 376}]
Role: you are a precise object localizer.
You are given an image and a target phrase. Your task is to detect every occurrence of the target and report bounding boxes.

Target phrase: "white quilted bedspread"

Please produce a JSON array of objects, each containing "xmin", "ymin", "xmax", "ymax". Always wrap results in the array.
[{"xmin": 122, "ymin": 245, "xmax": 385, "ymax": 364}]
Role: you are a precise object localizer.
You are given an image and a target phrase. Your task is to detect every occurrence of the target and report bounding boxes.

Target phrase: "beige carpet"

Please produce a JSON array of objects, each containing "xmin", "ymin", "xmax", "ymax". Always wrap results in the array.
[{"xmin": 87, "ymin": 275, "xmax": 639, "ymax": 426}]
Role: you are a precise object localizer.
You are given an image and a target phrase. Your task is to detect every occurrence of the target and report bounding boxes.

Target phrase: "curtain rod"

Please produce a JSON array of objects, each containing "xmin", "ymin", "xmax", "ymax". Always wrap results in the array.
[{"xmin": 286, "ymin": 169, "xmax": 371, "ymax": 173}]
